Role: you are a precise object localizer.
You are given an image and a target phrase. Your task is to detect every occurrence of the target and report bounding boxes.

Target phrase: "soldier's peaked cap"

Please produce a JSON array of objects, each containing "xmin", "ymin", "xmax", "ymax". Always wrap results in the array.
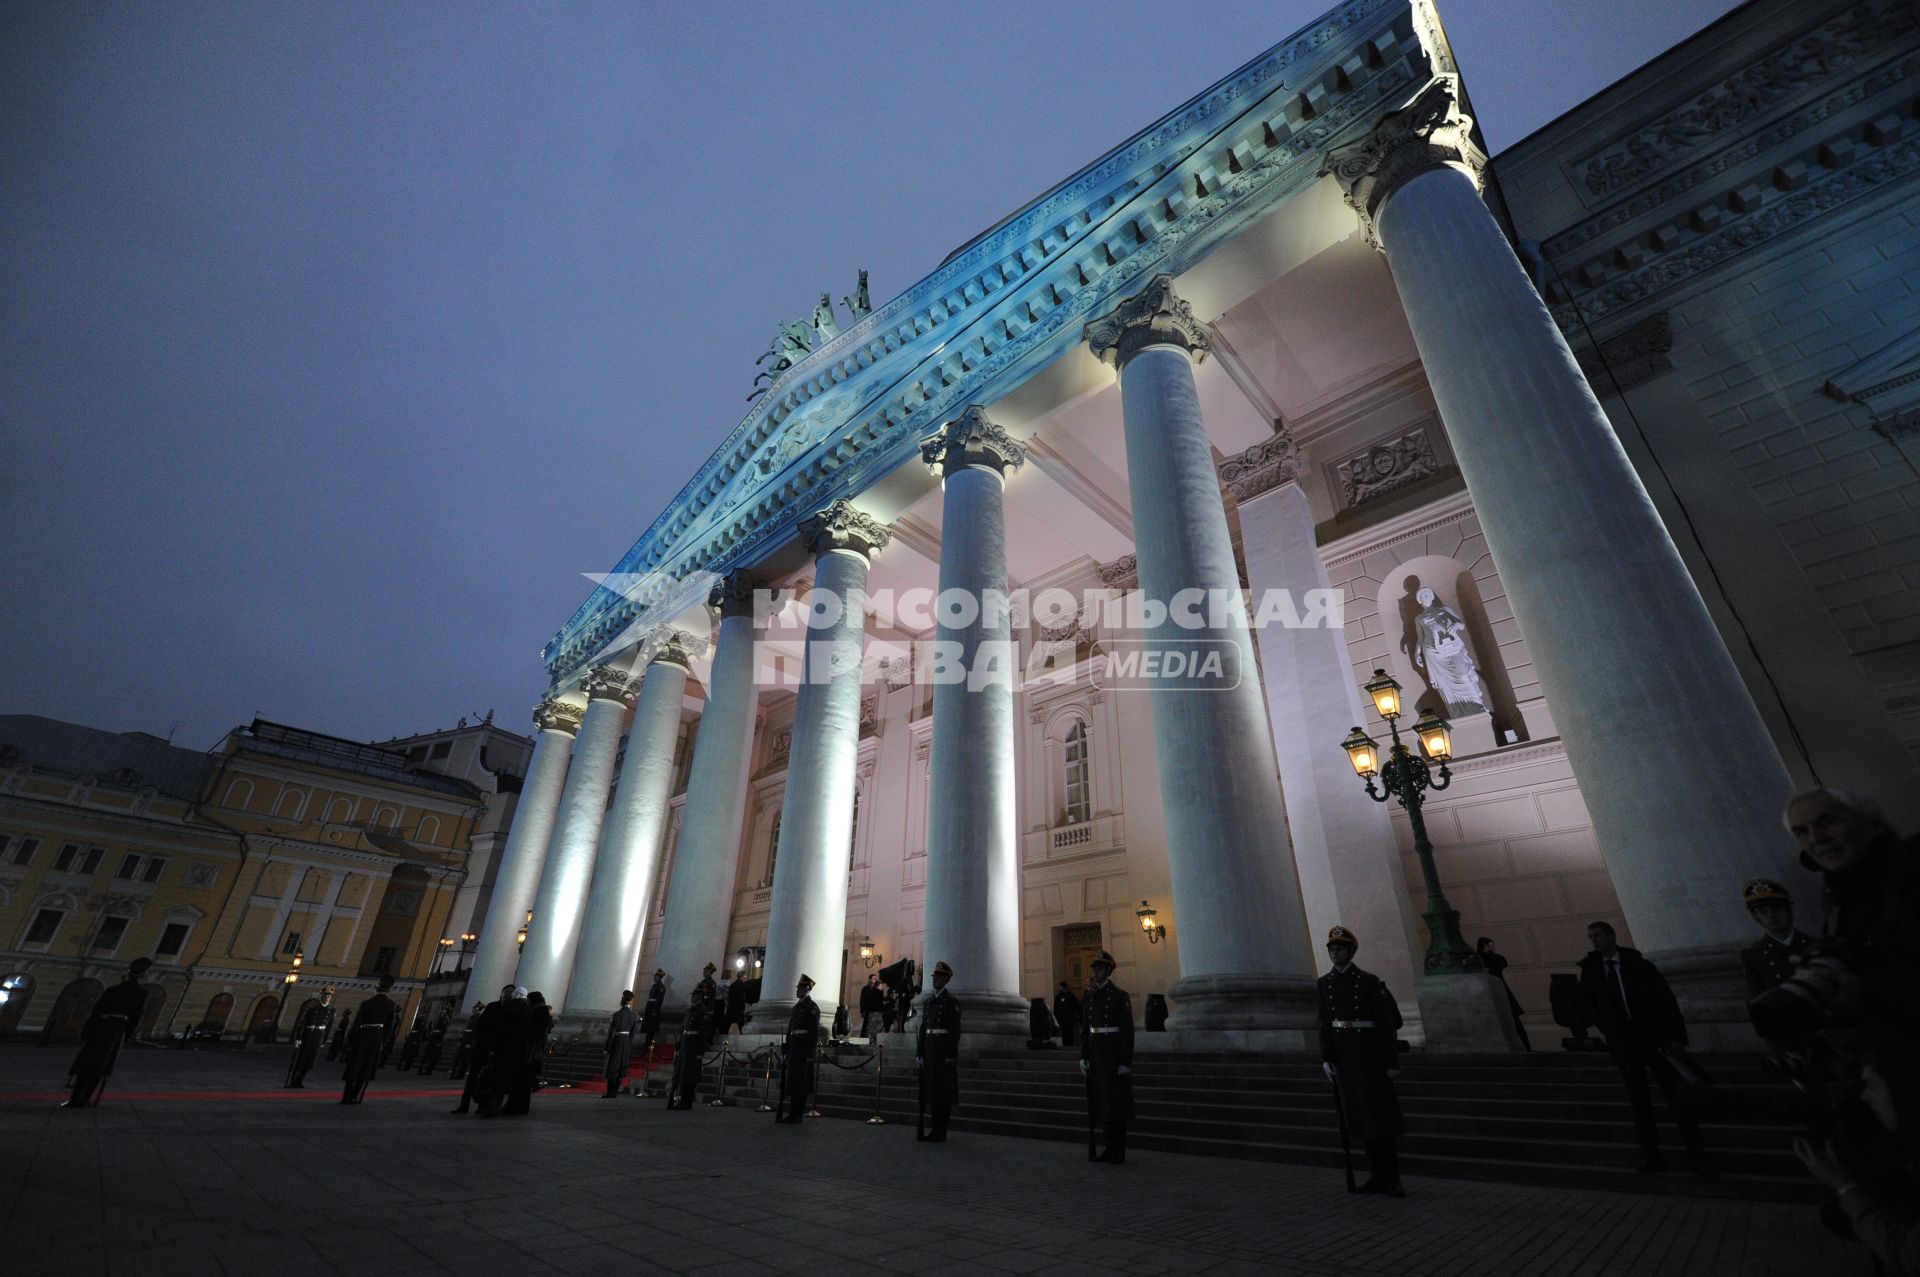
[
  {"xmin": 1090, "ymin": 950, "xmax": 1116, "ymax": 969},
  {"xmin": 1743, "ymin": 878, "xmax": 1791, "ymax": 907},
  {"xmin": 932, "ymin": 961, "xmax": 954, "ymax": 978},
  {"xmin": 127, "ymin": 957, "xmax": 154, "ymax": 977},
  {"xmin": 322, "ymin": 985, "xmax": 338, "ymax": 996},
  {"xmin": 797, "ymin": 974, "xmax": 816, "ymax": 989},
  {"xmin": 1326, "ymin": 925, "xmax": 1359, "ymax": 949}
]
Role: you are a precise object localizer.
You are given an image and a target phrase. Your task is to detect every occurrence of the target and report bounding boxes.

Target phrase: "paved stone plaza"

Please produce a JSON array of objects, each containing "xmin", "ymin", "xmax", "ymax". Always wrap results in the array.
[{"xmin": 0, "ymin": 1046, "xmax": 1860, "ymax": 1276}]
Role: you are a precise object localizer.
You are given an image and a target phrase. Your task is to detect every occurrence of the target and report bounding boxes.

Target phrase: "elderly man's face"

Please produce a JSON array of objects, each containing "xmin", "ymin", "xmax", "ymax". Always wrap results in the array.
[{"xmin": 1787, "ymin": 794, "xmax": 1876, "ymax": 873}]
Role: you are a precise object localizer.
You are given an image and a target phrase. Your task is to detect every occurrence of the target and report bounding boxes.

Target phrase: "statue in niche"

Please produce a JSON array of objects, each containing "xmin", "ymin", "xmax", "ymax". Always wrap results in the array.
[{"xmin": 1409, "ymin": 586, "xmax": 1488, "ymax": 716}]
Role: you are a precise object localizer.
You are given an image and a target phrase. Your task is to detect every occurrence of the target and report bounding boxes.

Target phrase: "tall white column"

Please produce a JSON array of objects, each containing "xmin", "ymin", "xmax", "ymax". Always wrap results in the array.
[
  {"xmin": 514, "ymin": 665, "xmax": 633, "ymax": 1005},
  {"xmin": 919, "ymin": 408, "xmax": 1028, "ymax": 1035},
  {"xmin": 465, "ymin": 699, "xmax": 580, "ymax": 1006},
  {"xmin": 653, "ymin": 576, "xmax": 760, "ymax": 1000},
  {"xmin": 758, "ymin": 500, "xmax": 890, "ymax": 1026},
  {"xmin": 563, "ymin": 632, "xmax": 696, "ymax": 1019},
  {"xmin": 1086, "ymin": 277, "xmax": 1317, "ymax": 1033},
  {"xmin": 1329, "ymin": 81, "xmax": 1798, "ymax": 1027},
  {"xmin": 1224, "ymin": 441, "xmax": 1426, "ymax": 1043}
]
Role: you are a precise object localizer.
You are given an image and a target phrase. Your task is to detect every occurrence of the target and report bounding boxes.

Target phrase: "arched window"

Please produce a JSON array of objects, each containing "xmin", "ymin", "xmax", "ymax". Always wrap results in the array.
[
  {"xmin": 418, "ymin": 815, "xmax": 442, "ymax": 845},
  {"xmin": 1063, "ymin": 722, "xmax": 1090, "ymax": 825},
  {"xmin": 323, "ymin": 796, "xmax": 353, "ymax": 824},
  {"xmin": 766, "ymin": 811, "xmax": 782, "ymax": 887},
  {"xmin": 272, "ymin": 787, "xmax": 308, "ymax": 820},
  {"xmin": 223, "ymin": 779, "xmax": 256, "ymax": 810},
  {"xmin": 202, "ymin": 992, "xmax": 234, "ymax": 1034}
]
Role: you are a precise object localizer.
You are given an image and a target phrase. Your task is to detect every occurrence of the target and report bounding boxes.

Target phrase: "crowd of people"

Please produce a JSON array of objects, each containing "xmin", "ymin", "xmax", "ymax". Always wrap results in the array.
[{"xmin": 51, "ymin": 785, "xmax": 1914, "ymax": 1270}]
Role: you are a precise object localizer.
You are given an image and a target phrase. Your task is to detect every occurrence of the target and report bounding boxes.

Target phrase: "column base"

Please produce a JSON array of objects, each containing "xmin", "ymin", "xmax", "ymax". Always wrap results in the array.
[
  {"xmin": 1165, "ymin": 973, "xmax": 1318, "ymax": 1032},
  {"xmin": 1414, "ymin": 972, "xmax": 1525, "ymax": 1053},
  {"xmin": 1645, "ymin": 943, "xmax": 1764, "ymax": 1051}
]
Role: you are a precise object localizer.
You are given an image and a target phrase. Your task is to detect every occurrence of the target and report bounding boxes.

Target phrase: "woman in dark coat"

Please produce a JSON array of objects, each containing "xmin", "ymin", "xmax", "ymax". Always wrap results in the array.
[{"xmin": 1476, "ymin": 937, "xmax": 1532, "ymax": 1051}]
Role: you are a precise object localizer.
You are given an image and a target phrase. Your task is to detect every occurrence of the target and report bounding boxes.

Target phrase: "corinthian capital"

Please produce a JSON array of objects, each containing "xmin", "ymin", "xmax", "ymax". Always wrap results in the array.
[
  {"xmin": 709, "ymin": 571, "xmax": 760, "ymax": 619},
  {"xmin": 799, "ymin": 498, "xmax": 892, "ymax": 561},
  {"xmin": 532, "ymin": 698, "xmax": 585, "ymax": 735},
  {"xmin": 1085, "ymin": 275, "xmax": 1211, "ymax": 369},
  {"xmin": 1218, "ymin": 430, "xmax": 1302, "ymax": 503},
  {"xmin": 1324, "ymin": 79, "xmax": 1487, "ymax": 248},
  {"xmin": 921, "ymin": 406, "xmax": 1026, "ymax": 479},
  {"xmin": 580, "ymin": 665, "xmax": 636, "ymax": 707},
  {"xmin": 646, "ymin": 627, "xmax": 706, "ymax": 670}
]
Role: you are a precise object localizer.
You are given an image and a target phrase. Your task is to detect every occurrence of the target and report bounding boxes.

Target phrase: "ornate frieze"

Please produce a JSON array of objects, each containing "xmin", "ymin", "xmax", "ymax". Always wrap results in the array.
[
  {"xmin": 531, "ymin": 699, "xmax": 585, "ymax": 736},
  {"xmin": 921, "ymin": 406, "xmax": 1026, "ymax": 478},
  {"xmin": 877, "ymin": 653, "xmax": 914, "ymax": 689},
  {"xmin": 1097, "ymin": 554, "xmax": 1139, "ymax": 591},
  {"xmin": 1085, "ymin": 275, "xmax": 1213, "ymax": 368},
  {"xmin": 1324, "ymin": 78, "xmax": 1487, "ymax": 247},
  {"xmin": 1218, "ymin": 429, "xmax": 1302, "ymax": 502},
  {"xmin": 1335, "ymin": 424, "xmax": 1441, "ymax": 509},
  {"xmin": 646, "ymin": 629, "xmax": 705, "ymax": 670},
  {"xmin": 1574, "ymin": 313, "xmax": 1674, "ymax": 394},
  {"xmin": 798, "ymin": 499, "xmax": 893, "ymax": 560},
  {"xmin": 1572, "ymin": 0, "xmax": 1917, "ymax": 201},
  {"xmin": 580, "ymin": 666, "xmax": 636, "ymax": 707},
  {"xmin": 770, "ymin": 728, "xmax": 792, "ymax": 762}
]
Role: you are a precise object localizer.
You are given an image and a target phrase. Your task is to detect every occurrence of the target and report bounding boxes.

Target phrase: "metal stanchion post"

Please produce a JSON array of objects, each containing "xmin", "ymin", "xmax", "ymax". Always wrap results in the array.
[
  {"xmin": 867, "ymin": 1041, "xmax": 887, "ymax": 1125},
  {"xmin": 708, "ymin": 1041, "xmax": 730, "ymax": 1106},
  {"xmin": 807, "ymin": 1040, "xmax": 824, "ymax": 1118},
  {"xmin": 756, "ymin": 1045, "xmax": 775, "ymax": 1112}
]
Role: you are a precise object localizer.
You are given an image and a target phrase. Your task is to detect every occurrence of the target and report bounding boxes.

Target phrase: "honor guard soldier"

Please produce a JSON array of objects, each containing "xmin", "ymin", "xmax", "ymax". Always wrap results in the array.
[
  {"xmin": 63, "ymin": 957, "xmax": 152, "ymax": 1108},
  {"xmin": 1080, "ymin": 950, "xmax": 1134, "ymax": 1164},
  {"xmin": 285, "ymin": 986, "xmax": 336, "ymax": 1088},
  {"xmin": 1318, "ymin": 926, "xmax": 1406, "ymax": 1197},
  {"xmin": 1740, "ymin": 879, "xmax": 1816, "ymax": 1000},
  {"xmin": 602, "ymin": 990, "xmax": 639, "ymax": 1098},
  {"xmin": 776, "ymin": 974, "xmax": 821, "ymax": 1124},
  {"xmin": 917, "ymin": 961, "xmax": 962, "ymax": 1142},
  {"xmin": 340, "ymin": 974, "xmax": 400, "ymax": 1105},
  {"xmin": 641, "ymin": 968, "xmax": 667, "ymax": 1053},
  {"xmin": 667, "ymin": 985, "xmax": 714, "ymax": 1109}
]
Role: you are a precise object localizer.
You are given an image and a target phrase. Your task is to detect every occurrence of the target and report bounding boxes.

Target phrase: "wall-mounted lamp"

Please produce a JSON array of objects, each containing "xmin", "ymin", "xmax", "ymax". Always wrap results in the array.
[
  {"xmin": 858, "ymin": 937, "xmax": 883, "ymax": 968},
  {"xmin": 516, "ymin": 910, "xmax": 532, "ymax": 951},
  {"xmin": 1135, "ymin": 901, "xmax": 1166, "ymax": 945}
]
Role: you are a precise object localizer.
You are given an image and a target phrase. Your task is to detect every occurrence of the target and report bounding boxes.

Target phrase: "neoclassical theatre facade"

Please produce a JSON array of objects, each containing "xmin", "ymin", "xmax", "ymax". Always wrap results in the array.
[{"xmin": 469, "ymin": 0, "xmax": 1920, "ymax": 1047}]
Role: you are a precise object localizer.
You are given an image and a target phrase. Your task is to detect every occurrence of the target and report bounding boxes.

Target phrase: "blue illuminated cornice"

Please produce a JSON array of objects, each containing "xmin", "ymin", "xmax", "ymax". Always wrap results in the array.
[{"xmin": 546, "ymin": 0, "xmax": 1443, "ymax": 681}]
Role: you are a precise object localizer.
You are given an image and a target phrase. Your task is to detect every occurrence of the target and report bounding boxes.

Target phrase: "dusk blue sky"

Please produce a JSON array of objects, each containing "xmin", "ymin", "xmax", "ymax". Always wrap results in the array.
[{"xmin": 3, "ymin": 0, "xmax": 1740, "ymax": 750}]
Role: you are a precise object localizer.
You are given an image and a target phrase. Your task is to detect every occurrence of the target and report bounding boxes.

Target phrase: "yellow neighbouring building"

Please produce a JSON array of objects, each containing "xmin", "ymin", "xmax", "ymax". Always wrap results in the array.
[{"xmin": 0, "ymin": 714, "xmax": 504, "ymax": 1048}]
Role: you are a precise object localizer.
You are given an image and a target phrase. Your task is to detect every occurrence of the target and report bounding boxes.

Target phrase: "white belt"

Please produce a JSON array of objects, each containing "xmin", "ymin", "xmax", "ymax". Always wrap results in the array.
[
  {"xmin": 788, "ymin": 1030, "xmax": 809, "ymax": 1036},
  {"xmin": 1088, "ymin": 1027, "xmax": 1122, "ymax": 1035},
  {"xmin": 1331, "ymin": 1020, "xmax": 1376, "ymax": 1029},
  {"xmin": 611, "ymin": 1031, "xmax": 629, "ymax": 1036},
  {"xmin": 924, "ymin": 1029, "xmax": 951, "ymax": 1036},
  {"xmin": 359, "ymin": 1023, "xmax": 386, "ymax": 1029}
]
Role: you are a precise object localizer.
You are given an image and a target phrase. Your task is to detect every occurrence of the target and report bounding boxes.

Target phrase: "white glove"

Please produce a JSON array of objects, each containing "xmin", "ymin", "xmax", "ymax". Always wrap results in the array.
[
  {"xmin": 1117, "ymin": 1065, "xmax": 1130, "ymax": 1076},
  {"xmin": 1078, "ymin": 1059, "xmax": 1089, "ymax": 1074},
  {"xmin": 1322, "ymin": 1061, "xmax": 1337, "ymax": 1079},
  {"xmin": 915, "ymin": 1058, "xmax": 923, "ymax": 1068}
]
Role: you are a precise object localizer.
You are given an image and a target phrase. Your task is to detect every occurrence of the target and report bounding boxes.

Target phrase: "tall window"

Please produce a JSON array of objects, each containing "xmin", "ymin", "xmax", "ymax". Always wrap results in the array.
[
  {"xmin": 117, "ymin": 853, "xmax": 143, "ymax": 880},
  {"xmin": 156, "ymin": 921, "xmax": 191, "ymax": 958},
  {"xmin": 92, "ymin": 916, "xmax": 130, "ymax": 953},
  {"xmin": 1063, "ymin": 722, "xmax": 1090, "ymax": 825},
  {"xmin": 371, "ymin": 946, "xmax": 397, "ymax": 975},
  {"xmin": 9, "ymin": 837, "xmax": 37, "ymax": 867},
  {"xmin": 766, "ymin": 812, "xmax": 782, "ymax": 886},
  {"xmin": 281, "ymin": 930, "xmax": 302, "ymax": 955},
  {"xmin": 24, "ymin": 909, "xmax": 64, "ymax": 945}
]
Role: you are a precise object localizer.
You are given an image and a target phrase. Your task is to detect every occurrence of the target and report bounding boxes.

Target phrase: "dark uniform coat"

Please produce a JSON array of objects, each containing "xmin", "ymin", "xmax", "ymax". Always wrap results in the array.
[
  {"xmin": 287, "ymin": 1001, "xmax": 334, "ymax": 1083},
  {"xmin": 1054, "ymin": 988, "xmax": 1081, "ymax": 1042},
  {"xmin": 641, "ymin": 979, "xmax": 666, "ymax": 1038},
  {"xmin": 917, "ymin": 986, "xmax": 962, "ymax": 1106},
  {"xmin": 1741, "ymin": 930, "xmax": 1815, "ymax": 1001},
  {"xmin": 669, "ymin": 1000, "xmax": 714, "ymax": 1103},
  {"xmin": 1080, "ymin": 980, "xmax": 1135, "ymax": 1121},
  {"xmin": 1317, "ymin": 964, "xmax": 1405, "ymax": 1140},
  {"xmin": 342, "ymin": 994, "xmax": 399, "ymax": 1092},
  {"xmin": 604, "ymin": 1006, "xmax": 639, "ymax": 1080},
  {"xmin": 68, "ymin": 980, "xmax": 148, "ymax": 1086},
  {"xmin": 784, "ymin": 996, "xmax": 821, "ymax": 1094}
]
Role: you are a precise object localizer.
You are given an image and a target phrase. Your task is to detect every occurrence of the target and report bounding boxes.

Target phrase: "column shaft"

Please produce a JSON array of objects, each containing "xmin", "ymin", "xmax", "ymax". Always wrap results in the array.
[
  {"xmin": 759, "ymin": 546, "xmax": 874, "ymax": 1025},
  {"xmin": 1373, "ymin": 160, "xmax": 1797, "ymax": 989},
  {"xmin": 654, "ymin": 595, "xmax": 759, "ymax": 998},
  {"xmin": 1237, "ymin": 478, "xmax": 1425, "ymax": 1040},
  {"xmin": 564, "ymin": 653, "xmax": 689, "ymax": 1018},
  {"xmin": 465, "ymin": 709, "xmax": 577, "ymax": 1004},
  {"xmin": 515, "ymin": 677, "xmax": 630, "ymax": 1004},
  {"xmin": 921, "ymin": 410, "xmax": 1028, "ymax": 1034}
]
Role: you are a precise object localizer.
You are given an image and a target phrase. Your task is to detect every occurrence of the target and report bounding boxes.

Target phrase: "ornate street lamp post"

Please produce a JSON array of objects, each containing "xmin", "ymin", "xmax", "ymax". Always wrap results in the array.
[
  {"xmin": 267, "ymin": 951, "xmax": 303, "ymax": 1044},
  {"xmin": 1341, "ymin": 669, "xmax": 1479, "ymax": 974}
]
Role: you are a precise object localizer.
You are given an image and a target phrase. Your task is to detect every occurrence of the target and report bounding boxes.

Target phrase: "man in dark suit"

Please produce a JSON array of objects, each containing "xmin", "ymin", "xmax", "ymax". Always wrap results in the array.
[
  {"xmin": 1079, "ymin": 950, "xmax": 1133, "ymax": 1164},
  {"xmin": 1577, "ymin": 920, "xmax": 1713, "ymax": 1177},
  {"xmin": 1054, "ymin": 981, "xmax": 1081, "ymax": 1047},
  {"xmin": 64, "ymin": 957, "xmax": 152, "ymax": 1108},
  {"xmin": 776, "ymin": 974, "xmax": 820, "ymax": 1124},
  {"xmin": 917, "ymin": 961, "xmax": 962, "ymax": 1142},
  {"xmin": 285, "ymin": 986, "xmax": 335, "ymax": 1088},
  {"xmin": 1318, "ymin": 926, "xmax": 1406, "ymax": 1196},
  {"xmin": 340, "ymin": 975, "xmax": 400, "ymax": 1105}
]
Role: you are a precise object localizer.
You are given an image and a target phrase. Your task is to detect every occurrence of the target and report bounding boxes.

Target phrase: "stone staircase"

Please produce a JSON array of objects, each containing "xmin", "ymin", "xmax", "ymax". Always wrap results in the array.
[{"xmin": 662, "ymin": 1043, "xmax": 1818, "ymax": 1202}]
